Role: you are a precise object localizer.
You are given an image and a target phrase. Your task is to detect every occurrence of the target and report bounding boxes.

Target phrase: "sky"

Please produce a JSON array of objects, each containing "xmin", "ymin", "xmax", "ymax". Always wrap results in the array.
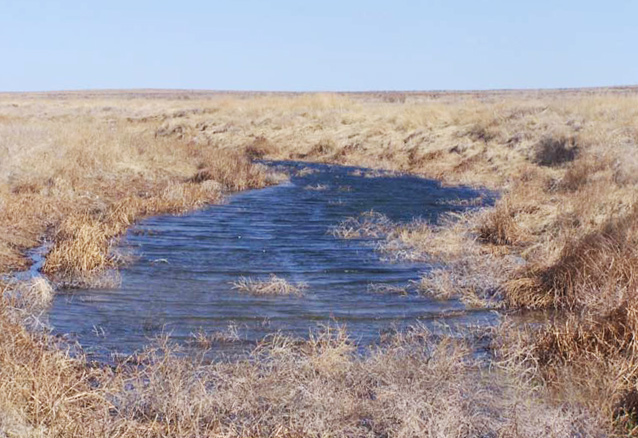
[{"xmin": 1, "ymin": 0, "xmax": 637, "ymax": 92}]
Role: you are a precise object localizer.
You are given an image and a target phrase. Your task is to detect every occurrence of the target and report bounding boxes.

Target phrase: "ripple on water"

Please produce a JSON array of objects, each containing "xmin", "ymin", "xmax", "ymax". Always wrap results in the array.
[{"xmin": 48, "ymin": 161, "xmax": 498, "ymax": 359}]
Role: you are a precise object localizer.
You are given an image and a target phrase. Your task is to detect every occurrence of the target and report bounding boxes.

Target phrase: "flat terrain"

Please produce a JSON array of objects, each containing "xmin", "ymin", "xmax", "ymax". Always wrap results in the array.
[{"xmin": 2, "ymin": 88, "xmax": 638, "ymax": 436}]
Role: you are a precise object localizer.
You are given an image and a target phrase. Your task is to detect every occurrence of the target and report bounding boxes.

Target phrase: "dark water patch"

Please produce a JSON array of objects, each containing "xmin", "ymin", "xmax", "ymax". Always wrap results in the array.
[{"xmin": 48, "ymin": 161, "xmax": 497, "ymax": 359}]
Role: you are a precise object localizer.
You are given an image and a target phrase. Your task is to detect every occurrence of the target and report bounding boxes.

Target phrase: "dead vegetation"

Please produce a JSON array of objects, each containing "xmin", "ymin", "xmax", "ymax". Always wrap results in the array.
[
  {"xmin": 0, "ymin": 317, "xmax": 608, "ymax": 437},
  {"xmin": 41, "ymin": 179, "xmax": 230, "ymax": 287},
  {"xmin": 232, "ymin": 274, "xmax": 307, "ymax": 296},
  {"xmin": 533, "ymin": 134, "xmax": 580, "ymax": 167},
  {"xmin": 330, "ymin": 211, "xmax": 394, "ymax": 239},
  {"xmin": 2, "ymin": 89, "xmax": 638, "ymax": 435}
]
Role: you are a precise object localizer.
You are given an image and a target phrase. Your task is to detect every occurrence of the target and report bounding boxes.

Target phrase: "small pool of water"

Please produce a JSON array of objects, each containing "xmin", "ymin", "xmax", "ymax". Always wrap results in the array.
[{"xmin": 48, "ymin": 162, "xmax": 497, "ymax": 358}]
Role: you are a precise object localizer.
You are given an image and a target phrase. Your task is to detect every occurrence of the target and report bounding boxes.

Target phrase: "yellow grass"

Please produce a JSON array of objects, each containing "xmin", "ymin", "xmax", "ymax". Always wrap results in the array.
[{"xmin": 2, "ymin": 88, "xmax": 638, "ymax": 435}]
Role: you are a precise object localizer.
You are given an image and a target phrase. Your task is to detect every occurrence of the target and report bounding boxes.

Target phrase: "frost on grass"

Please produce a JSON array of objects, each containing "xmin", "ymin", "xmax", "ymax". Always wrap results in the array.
[{"xmin": 232, "ymin": 274, "xmax": 307, "ymax": 296}]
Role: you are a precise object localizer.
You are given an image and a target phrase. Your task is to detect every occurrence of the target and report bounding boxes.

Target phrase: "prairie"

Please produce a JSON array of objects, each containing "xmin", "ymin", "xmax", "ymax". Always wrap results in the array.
[{"xmin": 1, "ymin": 88, "xmax": 638, "ymax": 436}]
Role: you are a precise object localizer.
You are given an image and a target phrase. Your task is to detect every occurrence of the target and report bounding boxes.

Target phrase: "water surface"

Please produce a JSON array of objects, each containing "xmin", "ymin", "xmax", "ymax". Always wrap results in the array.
[{"xmin": 49, "ymin": 162, "xmax": 496, "ymax": 358}]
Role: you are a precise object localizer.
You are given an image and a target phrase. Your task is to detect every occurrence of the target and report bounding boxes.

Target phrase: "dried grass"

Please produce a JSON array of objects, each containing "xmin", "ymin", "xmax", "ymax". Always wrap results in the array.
[
  {"xmin": 232, "ymin": 274, "xmax": 307, "ymax": 296},
  {"xmin": 533, "ymin": 134, "xmax": 579, "ymax": 167},
  {"xmin": 0, "ymin": 317, "xmax": 606, "ymax": 437},
  {"xmin": 330, "ymin": 210, "xmax": 394, "ymax": 239},
  {"xmin": 3, "ymin": 89, "xmax": 638, "ymax": 435},
  {"xmin": 477, "ymin": 201, "xmax": 527, "ymax": 246}
]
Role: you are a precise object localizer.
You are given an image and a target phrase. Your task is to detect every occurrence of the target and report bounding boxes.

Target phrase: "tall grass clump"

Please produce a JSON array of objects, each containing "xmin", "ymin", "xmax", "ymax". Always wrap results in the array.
[
  {"xmin": 330, "ymin": 211, "xmax": 394, "ymax": 239},
  {"xmin": 506, "ymin": 205, "xmax": 638, "ymax": 311},
  {"xmin": 232, "ymin": 274, "xmax": 307, "ymax": 296},
  {"xmin": 532, "ymin": 135, "xmax": 579, "ymax": 167},
  {"xmin": 477, "ymin": 201, "xmax": 525, "ymax": 246}
]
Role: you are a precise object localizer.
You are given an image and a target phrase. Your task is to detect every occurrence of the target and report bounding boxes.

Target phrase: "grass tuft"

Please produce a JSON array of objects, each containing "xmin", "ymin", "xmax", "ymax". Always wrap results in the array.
[
  {"xmin": 477, "ymin": 201, "xmax": 525, "ymax": 246},
  {"xmin": 330, "ymin": 210, "xmax": 394, "ymax": 239},
  {"xmin": 232, "ymin": 274, "xmax": 307, "ymax": 296},
  {"xmin": 533, "ymin": 134, "xmax": 579, "ymax": 167}
]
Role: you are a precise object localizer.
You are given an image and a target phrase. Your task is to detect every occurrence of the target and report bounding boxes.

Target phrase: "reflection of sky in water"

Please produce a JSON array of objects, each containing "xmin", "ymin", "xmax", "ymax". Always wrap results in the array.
[{"xmin": 48, "ymin": 161, "xmax": 497, "ymax": 359}]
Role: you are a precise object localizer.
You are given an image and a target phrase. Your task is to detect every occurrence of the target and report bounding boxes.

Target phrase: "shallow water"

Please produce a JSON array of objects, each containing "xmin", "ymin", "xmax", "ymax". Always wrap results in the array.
[{"xmin": 48, "ymin": 162, "xmax": 497, "ymax": 358}]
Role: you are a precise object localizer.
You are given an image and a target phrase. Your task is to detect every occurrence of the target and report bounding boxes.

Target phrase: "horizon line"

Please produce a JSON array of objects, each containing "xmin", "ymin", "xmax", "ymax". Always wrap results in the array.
[{"xmin": 2, "ymin": 84, "xmax": 638, "ymax": 95}]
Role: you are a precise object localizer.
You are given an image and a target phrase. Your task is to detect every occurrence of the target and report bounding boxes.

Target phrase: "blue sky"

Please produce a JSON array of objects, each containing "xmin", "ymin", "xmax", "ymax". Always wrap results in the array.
[{"xmin": 1, "ymin": 0, "xmax": 636, "ymax": 91}]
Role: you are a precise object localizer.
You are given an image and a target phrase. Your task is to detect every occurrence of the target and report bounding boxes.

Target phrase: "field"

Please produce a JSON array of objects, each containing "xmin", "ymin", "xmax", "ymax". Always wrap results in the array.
[{"xmin": 2, "ymin": 88, "xmax": 638, "ymax": 436}]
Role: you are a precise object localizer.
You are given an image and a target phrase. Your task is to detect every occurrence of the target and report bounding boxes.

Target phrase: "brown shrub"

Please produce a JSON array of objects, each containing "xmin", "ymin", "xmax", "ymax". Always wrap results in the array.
[
  {"xmin": 533, "ymin": 135, "xmax": 579, "ymax": 167},
  {"xmin": 506, "ymin": 207, "xmax": 638, "ymax": 310},
  {"xmin": 244, "ymin": 135, "xmax": 279, "ymax": 159},
  {"xmin": 556, "ymin": 157, "xmax": 608, "ymax": 192},
  {"xmin": 307, "ymin": 139, "xmax": 337, "ymax": 157},
  {"xmin": 190, "ymin": 150, "xmax": 276, "ymax": 191},
  {"xmin": 43, "ymin": 213, "xmax": 116, "ymax": 284},
  {"xmin": 453, "ymin": 153, "xmax": 484, "ymax": 173},
  {"xmin": 509, "ymin": 308, "xmax": 638, "ymax": 428},
  {"xmin": 478, "ymin": 202, "xmax": 524, "ymax": 246},
  {"xmin": 465, "ymin": 121, "xmax": 499, "ymax": 143}
]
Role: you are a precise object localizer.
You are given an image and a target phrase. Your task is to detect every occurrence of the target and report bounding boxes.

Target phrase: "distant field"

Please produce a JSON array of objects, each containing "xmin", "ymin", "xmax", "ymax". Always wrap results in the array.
[{"xmin": 1, "ymin": 88, "xmax": 638, "ymax": 436}]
